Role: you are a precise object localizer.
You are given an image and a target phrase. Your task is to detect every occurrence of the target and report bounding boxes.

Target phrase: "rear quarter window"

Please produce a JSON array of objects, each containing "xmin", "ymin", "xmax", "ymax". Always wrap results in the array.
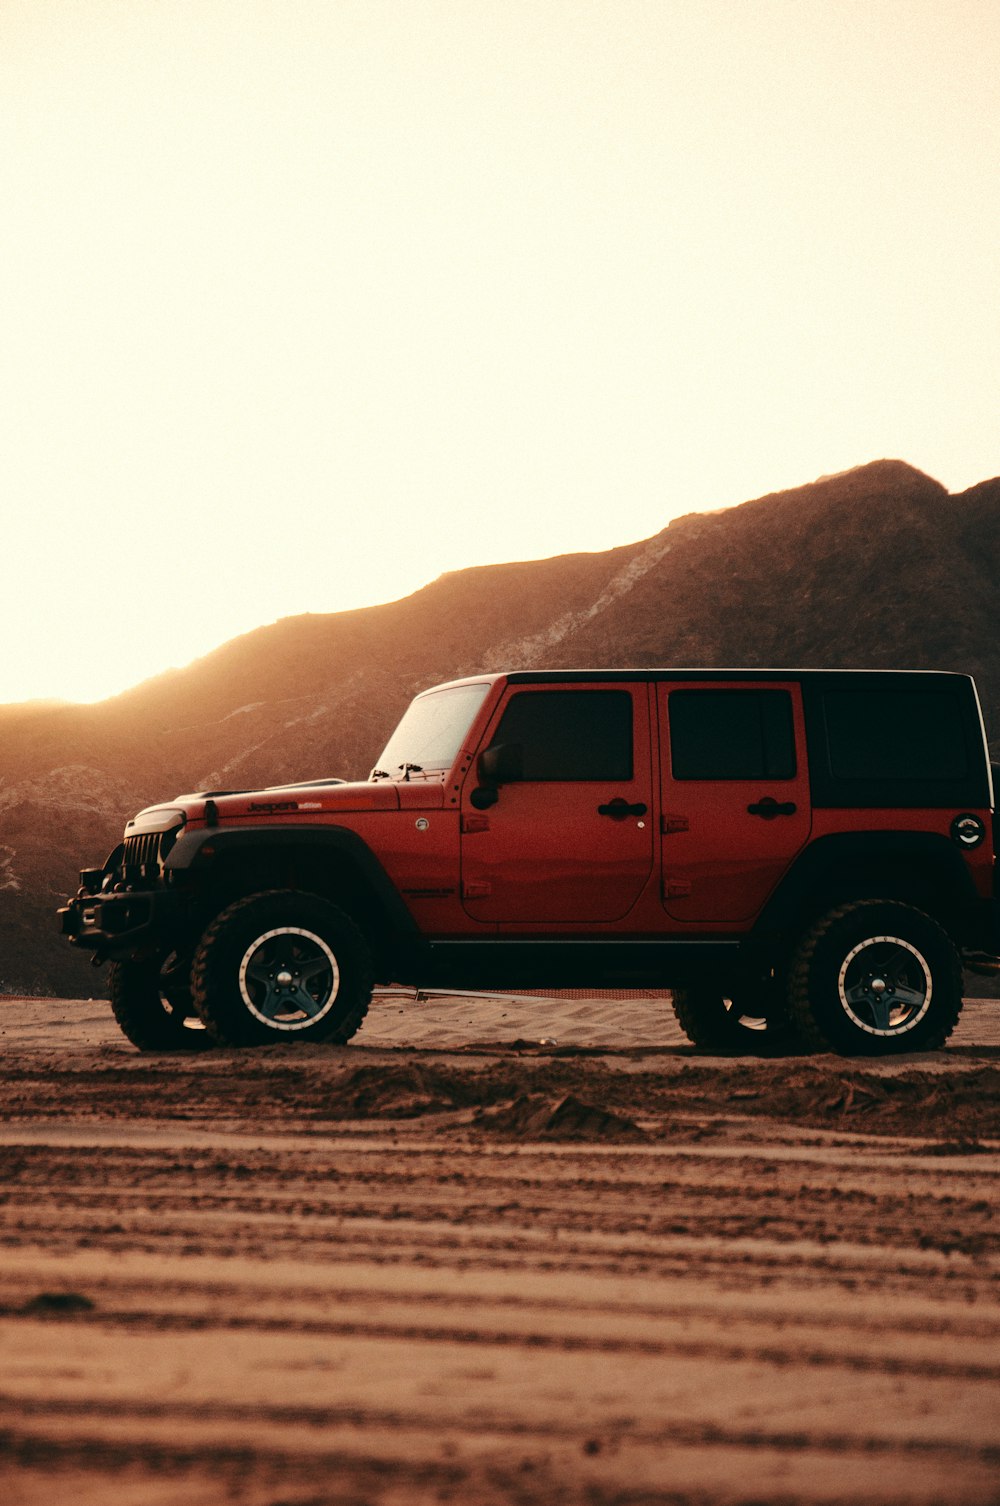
[
  {"xmin": 823, "ymin": 691, "xmax": 967, "ymax": 780},
  {"xmin": 804, "ymin": 678, "xmax": 989, "ymax": 809}
]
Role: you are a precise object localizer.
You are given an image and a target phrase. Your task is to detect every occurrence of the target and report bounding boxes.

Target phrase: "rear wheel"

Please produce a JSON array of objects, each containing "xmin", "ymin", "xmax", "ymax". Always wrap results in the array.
[
  {"xmin": 788, "ymin": 900, "xmax": 962, "ymax": 1055},
  {"xmin": 670, "ymin": 980, "xmax": 797, "ymax": 1053},
  {"xmin": 109, "ymin": 954, "xmax": 214, "ymax": 1052},
  {"xmin": 192, "ymin": 890, "xmax": 374, "ymax": 1047}
]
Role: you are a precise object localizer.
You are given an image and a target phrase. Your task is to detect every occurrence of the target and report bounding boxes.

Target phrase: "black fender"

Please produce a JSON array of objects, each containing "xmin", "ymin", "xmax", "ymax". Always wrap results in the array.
[
  {"xmin": 752, "ymin": 831, "xmax": 982, "ymax": 940},
  {"xmin": 165, "ymin": 824, "xmax": 420, "ymax": 939}
]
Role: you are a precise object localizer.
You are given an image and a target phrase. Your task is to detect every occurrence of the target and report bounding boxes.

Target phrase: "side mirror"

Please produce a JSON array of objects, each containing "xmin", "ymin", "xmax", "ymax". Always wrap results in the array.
[
  {"xmin": 470, "ymin": 743, "xmax": 523, "ymax": 810},
  {"xmin": 477, "ymin": 743, "xmax": 523, "ymax": 786}
]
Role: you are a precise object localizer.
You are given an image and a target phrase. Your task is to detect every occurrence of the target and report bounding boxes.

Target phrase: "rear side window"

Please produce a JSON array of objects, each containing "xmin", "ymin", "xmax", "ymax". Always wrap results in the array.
[
  {"xmin": 822, "ymin": 691, "xmax": 968, "ymax": 781},
  {"xmin": 669, "ymin": 690, "xmax": 796, "ymax": 780},
  {"xmin": 491, "ymin": 690, "xmax": 633, "ymax": 781}
]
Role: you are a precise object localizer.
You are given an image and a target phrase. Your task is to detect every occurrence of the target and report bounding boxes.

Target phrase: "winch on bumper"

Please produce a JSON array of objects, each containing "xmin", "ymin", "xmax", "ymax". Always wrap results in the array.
[
  {"xmin": 59, "ymin": 884, "xmax": 182, "ymax": 961},
  {"xmin": 58, "ymin": 808, "xmax": 187, "ymax": 962}
]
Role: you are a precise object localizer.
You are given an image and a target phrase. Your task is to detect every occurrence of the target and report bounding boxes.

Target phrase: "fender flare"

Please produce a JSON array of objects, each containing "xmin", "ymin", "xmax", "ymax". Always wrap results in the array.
[
  {"xmin": 165, "ymin": 824, "xmax": 420, "ymax": 937},
  {"xmin": 752, "ymin": 830, "xmax": 980, "ymax": 937}
]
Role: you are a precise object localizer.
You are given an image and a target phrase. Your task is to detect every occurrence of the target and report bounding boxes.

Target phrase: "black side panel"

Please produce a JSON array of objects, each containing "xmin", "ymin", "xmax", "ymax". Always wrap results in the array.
[{"xmin": 166, "ymin": 825, "xmax": 420, "ymax": 936}]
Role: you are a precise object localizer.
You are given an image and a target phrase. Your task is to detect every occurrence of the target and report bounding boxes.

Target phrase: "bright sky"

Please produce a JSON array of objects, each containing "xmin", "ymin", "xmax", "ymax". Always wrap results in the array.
[{"xmin": 2, "ymin": 0, "xmax": 998, "ymax": 704}]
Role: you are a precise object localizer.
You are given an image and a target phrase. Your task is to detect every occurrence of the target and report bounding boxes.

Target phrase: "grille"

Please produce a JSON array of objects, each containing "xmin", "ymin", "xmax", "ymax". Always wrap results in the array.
[{"xmin": 122, "ymin": 831, "xmax": 164, "ymax": 874}]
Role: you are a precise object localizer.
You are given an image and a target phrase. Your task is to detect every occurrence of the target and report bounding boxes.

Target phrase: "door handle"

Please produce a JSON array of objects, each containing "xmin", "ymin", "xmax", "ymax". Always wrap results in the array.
[
  {"xmin": 598, "ymin": 798, "xmax": 648, "ymax": 820},
  {"xmin": 747, "ymin": 798, "xmax": 797, "ymax": 819}
]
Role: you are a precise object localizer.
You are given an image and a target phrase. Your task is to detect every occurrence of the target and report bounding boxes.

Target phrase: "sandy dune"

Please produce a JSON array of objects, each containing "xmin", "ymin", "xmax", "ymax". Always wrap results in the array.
[{"xmin": 1, "ymin": 990, "xmax": 998, "ymax": 1505}]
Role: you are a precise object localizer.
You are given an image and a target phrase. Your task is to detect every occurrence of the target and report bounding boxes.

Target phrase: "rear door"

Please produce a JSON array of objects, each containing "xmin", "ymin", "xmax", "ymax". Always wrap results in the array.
[
  {"xmin": 657, "ymin": 681, "xmax": 811, "ymax": 922},
  {"xmin": 461, "ymin": 682, "xmax": 654, "ymax": 924}
]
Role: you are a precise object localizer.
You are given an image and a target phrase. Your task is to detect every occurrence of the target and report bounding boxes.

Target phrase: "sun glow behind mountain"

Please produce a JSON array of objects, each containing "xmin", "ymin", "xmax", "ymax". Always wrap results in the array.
[{"xmin": 2, "ymin": 0, "xmax": 998, "ymax": 703}]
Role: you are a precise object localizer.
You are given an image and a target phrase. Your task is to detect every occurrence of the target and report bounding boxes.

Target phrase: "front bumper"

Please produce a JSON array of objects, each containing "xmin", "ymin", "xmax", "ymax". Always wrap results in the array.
[{"xmin": 58, "ymin": 887, "xmax": 182, "ymax": 961}]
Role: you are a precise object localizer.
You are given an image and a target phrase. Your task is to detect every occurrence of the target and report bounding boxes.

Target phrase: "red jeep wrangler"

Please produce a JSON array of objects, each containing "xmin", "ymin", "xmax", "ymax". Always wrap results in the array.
[{"xmin": 59, "ymin": 669, "xmax": 999, "ymax": 1056}]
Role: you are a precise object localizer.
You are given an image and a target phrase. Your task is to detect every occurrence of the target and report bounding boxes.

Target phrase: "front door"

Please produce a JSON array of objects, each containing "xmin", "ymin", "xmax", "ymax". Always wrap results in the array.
[
  {"xmin": 461, "ymin": 683, "xmax": 654, "ymax": 925},
  {"xmin": 657, "ymin": 682, "xmax": 812, "ymax": 923}
]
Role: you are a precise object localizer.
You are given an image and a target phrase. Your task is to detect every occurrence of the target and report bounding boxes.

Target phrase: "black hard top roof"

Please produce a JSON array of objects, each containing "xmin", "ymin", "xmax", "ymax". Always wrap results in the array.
[
  {"xmin": 502, "ymin": 668, "xmax": 973, "ymax": 687},
  {"xmin": 424, "ymin": 668, "xmax": 976, "ymax": 697}
]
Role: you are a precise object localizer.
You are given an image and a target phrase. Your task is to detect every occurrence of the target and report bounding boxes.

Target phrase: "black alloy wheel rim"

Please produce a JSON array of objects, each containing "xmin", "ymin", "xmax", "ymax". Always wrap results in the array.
[
  {"xmin": 238, "ymin": 926, "xmax": 341, "ymax": 1031},
  {"xmin": 837, "ymin": 934, "xmax": 932, "ymax": 1036}
]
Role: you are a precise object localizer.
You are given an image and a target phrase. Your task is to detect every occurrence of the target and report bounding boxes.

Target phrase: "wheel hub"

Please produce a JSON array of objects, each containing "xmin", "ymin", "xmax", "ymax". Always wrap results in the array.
[{"xmin": 238, "ymin": 926, "xmax": 341, "ymax": 1031}]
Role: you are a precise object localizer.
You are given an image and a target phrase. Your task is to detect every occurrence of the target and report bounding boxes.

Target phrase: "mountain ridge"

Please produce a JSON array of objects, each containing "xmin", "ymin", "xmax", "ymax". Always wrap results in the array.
[{"xmin": 3, "ymin": 458, "xmax": 998, "ymax": 995}]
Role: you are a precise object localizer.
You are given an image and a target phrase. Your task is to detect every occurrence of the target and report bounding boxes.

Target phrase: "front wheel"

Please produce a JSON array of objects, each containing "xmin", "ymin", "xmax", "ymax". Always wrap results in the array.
[
  {"xmin": 788, "ymin": 900, "xmax": 962, "ymax": 1055},
  {"xmin": 109, "ymin": 954, "xmax": 214, "ymax": 1052},
  {"xmin": 191, "ymin": 890, "xmax": 374, "ymax": 1047}
]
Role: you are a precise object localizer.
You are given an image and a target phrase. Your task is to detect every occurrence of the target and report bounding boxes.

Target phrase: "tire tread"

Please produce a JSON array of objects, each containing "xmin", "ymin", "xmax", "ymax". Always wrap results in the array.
[
  {"xmin": 788, "ymin": 900, "xmax": 963, "ymax": 1055},
  {"xmin": 109, "ymin": 957, "xmax": 214, "ymax": 1053},
  {"xmin": 670, "ymin": 984, "xmax": 797, "ymax": 1053}
]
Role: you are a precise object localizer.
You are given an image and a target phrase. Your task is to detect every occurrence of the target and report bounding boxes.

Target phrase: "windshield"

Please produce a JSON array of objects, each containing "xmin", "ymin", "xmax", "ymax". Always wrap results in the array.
[{"xmin": 373, "ymin": 682, "xmax": 492, "ymax": 777}]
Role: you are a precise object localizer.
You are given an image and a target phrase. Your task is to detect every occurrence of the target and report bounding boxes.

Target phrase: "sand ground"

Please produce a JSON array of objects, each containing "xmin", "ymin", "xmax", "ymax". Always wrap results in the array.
[{"xmin": 1, "ymin": 989, "xmax": 998, "ymax": 1506}]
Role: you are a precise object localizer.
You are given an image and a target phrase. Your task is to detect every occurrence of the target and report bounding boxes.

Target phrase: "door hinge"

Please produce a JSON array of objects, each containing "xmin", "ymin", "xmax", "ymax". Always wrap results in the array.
[
  {"xmin": 463, "ymin": 881, "xmax": 492, "ymax": 899},
  {"xmin": 661, "ymin": 813, "xmax": 689, "ymax": 834},
  {"xmin": 663, "ymin": 879, "xmax": 692, "ymax": 898},
  {"xmin": 461, "ymin": 813, "xmax": 490, "ymax": 834}
]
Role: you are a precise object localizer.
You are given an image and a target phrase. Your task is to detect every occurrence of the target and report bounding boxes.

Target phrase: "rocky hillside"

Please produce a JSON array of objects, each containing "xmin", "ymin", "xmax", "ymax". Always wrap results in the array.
[{"xmin": 3, "ymin": 459, "xmax": 998, "ymax": 995}]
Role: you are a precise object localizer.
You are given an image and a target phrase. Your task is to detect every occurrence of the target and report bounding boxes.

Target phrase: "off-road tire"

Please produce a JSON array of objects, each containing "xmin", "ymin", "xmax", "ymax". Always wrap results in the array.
[
  {"xmin": 191, "ymin": 889, "xmax": 374, "ymax": 1047},
  {"xmin": 109, "ymin": 955, "xmax": 215, "ymax": 1052},
  {"xmin": 788, "ymin": 900, "xmax": 963, "ymax": 1056},
  {"xmin": 670, "ymin": 982, "xmax": 798, "ymax": 1054}
]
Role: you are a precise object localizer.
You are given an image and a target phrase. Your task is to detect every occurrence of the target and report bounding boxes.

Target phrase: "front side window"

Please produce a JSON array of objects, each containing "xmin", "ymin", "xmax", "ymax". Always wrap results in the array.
[
  {"xmin": 490, "ymin": 690, "xmax": 633, "ymax": 781},
  {"xmin": 669, "ymin": 690, "xmax": 796, "ymax": 780},
  {"xmin": 375, "ymin": 682, "xmax": 491, "ymax": 774}
]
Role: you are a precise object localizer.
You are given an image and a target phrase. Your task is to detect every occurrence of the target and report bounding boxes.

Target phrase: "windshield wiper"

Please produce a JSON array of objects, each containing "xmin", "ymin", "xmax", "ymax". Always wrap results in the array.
[
  {"xmin": 370, "ymin": 768, "xmax": 391, "ymax": 781},
  {"xmin": 399, "ymin": 763, "xmax": 423, "ymax": 781}
]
